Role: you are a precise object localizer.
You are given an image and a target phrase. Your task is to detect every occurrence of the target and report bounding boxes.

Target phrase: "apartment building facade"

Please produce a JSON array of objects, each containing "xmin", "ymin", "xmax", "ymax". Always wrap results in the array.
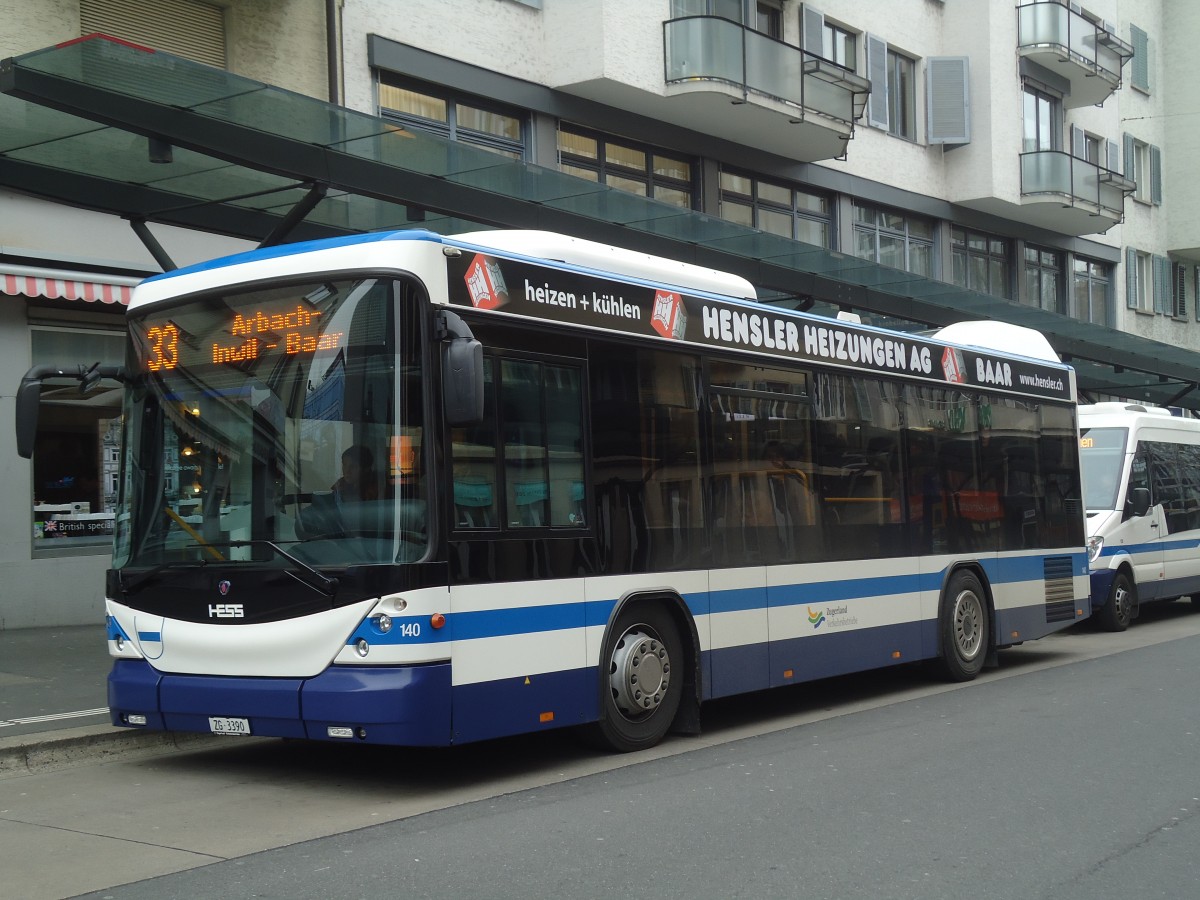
[{"xmin": 0, "ymin": 0, "xmax": 1196, "ymax": 627}]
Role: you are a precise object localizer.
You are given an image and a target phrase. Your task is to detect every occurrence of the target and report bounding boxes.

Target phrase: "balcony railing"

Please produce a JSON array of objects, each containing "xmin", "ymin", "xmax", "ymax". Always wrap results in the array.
[
  {"xmin": 1017, "ymin": 2, "xmax": 1133, "ymax": 107},
  {"xmin": 663, "ymin": 16, "xmax": 869, "ymax": 127},
  {"xmin": 1020, "ymin": 150, "xmax": 1135, "ymax": 221}
]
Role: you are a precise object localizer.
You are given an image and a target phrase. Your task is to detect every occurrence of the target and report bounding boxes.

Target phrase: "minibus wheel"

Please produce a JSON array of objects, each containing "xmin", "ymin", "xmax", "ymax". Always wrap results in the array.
[{"xmin": 1098, "ymin": 571, "xmax": 1134, "ymax": 632}]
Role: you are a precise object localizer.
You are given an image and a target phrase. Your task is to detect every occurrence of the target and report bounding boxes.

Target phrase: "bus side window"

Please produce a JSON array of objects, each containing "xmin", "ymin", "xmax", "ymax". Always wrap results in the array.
[
  {"xmin": 1181, "ymin": 444, "xmax": 1200, "ymax": 531},
  {"xmin": 1150, "ymin": 442, "xmax": 1185, "ymax": 534}
]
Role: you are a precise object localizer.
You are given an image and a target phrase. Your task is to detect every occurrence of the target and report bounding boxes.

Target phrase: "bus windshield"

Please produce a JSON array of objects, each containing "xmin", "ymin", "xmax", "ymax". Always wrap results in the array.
[
  {"xmin": 1080, "ymin": 426, "xmax": 1127, "ymax": 511},
  {"xmin": 114, "ymin": 277, "xmax": 427, "ymax": 571}
]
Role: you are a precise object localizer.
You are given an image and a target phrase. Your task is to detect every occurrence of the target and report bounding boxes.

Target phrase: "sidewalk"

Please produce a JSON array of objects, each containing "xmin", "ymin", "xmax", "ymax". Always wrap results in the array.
[
  {"xmin": 0, "ymin": 624, "xmax": 111, "ymax": 739},
  {"xmin": 0, "ymin": 624, "xmax": 223, "ymax": 775}
]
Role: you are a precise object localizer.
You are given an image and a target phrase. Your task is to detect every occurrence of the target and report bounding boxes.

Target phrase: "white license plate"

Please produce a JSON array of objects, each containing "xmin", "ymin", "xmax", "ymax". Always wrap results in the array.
[{"xmin": 208, "ymin": 716, "xmax": 251, "ymax": 736}]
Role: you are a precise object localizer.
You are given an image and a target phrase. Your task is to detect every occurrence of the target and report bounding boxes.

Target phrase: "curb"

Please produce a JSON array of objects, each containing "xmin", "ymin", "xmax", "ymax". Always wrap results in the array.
[{"xmin": 0, "ymin": 723, "xmax": 238, "ymax": 778}]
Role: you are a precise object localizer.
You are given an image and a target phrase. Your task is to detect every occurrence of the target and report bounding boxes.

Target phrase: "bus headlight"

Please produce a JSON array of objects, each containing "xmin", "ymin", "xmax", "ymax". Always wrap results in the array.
[{"xmin": 1086, "ymin": 535, "xmax": 1104, "ymax": 564}]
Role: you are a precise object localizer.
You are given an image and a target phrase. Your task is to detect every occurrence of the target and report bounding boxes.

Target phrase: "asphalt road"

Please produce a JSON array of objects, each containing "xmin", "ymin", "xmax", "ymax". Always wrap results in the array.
[{"xmin": 4, "ymin": 603, "xmax": 1200, "ymax": 900}]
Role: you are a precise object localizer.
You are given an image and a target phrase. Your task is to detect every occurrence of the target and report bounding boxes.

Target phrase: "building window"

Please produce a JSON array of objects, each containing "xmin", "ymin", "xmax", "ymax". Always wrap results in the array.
[
  {"xmin": 1131, "ymin": 139, "xmax": 1150, "ymax": 203},
  {"xmin": 558, "ymin": 126, "xmax": 695, "ymax": 209},
  {"xmin": 378, "ymin": 74, "xmax": 527, "ymax": 160},
  {"xmin": 29, "ymin": 328, "xmax": 125, "ymax": 554},
  {"xmin": 886, "ymin": 49, "xmax": 916, "ymax": 139},
  {"xmin": 670, "ymin": 0, "xmax": 742, "ymax": 21},
  {"xmin": 952, "ymin": 227, "xmax": 1011, "ymax": 300},
  {"xmin": 719, "ymin": 171, "xmax": 831, "ymax": 247},
  {"xmin": 1022, "ymin": 85, "xmax": 1061, "ymax": 152},
  {"xmin": 1074, "ymin": 257, "xmax": 1110, "ymax": 325},
  {"xmin": 853, "ymin": 204, "xmax": 932, "ymax": 275},
  {"xmin": 822, "ymin": 21, "xmax": 857, "ymax": 69},
  {"xmin": 755, "ymin": 1, "xmax": 782, "ymax": 37},
  {"xmin": 1024, "ymin": 246, "xmax": 1063, "ymax": 314},
  {"xmin": 1129, "ymin": 250, "xmax": 1153, "ymax": 313}
]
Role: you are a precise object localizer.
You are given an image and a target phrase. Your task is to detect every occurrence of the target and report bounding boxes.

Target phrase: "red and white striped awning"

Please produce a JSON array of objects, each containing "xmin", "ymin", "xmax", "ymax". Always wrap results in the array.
[{"xmin": 1, "ymin": 265, "xmax": 138, "ymax": 305}]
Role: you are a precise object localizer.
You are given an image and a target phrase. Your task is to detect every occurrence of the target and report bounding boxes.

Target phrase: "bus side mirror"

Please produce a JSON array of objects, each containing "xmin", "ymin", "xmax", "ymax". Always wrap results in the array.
[
  {"xmin": 15, "ymin": 367, "xmax": 50, "ymax": 459},
  {"xmin": 15, "ymin": 363, "xmax": 127, "ymax": 459},
  {"xmin": 443, "ymin": 337, "xmax": 483, "ymax": 426},
  {"xmin": 1125, "ymin": 486, "xmax": 1151, "ymax": 518},
  {"xmin": 437, "ymin": 311, "xmax": 483, "ymax": 427}
]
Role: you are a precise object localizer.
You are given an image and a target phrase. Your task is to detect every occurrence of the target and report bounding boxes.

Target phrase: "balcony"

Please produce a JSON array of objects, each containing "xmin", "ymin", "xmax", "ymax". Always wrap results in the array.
[
  {"xmin": 1019, "ymin": 150, "xmax": 1135, "ymax": 234},
  {"xmin": 663, "ymin": 16, "xmax": 870, "ymax": 162},
  {"xmin": 1017, "ymin": 1, "xmax": 1133, "ymax": 108}
]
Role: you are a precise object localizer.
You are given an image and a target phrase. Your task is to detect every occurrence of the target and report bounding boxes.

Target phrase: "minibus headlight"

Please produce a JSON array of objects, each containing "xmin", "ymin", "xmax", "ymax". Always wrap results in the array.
[{"xmin": 1086, "ymin": 535, "xmax": 1104, "ymax": 564}]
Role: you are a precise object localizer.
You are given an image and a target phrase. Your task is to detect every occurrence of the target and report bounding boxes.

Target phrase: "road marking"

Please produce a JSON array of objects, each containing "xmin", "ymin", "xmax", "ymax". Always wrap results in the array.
[{"xmin": 0, "ymin": 707, "xmax": 109, "ymax": 727}]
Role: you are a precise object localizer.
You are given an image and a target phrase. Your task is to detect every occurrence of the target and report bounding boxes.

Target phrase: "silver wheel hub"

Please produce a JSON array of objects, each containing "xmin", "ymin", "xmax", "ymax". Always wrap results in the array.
[
  {"xmin": 609, "ymin": 627, "xmax": 671, "ymax": 718},
  {"xmin": 952, "ymin": 590, "xmax": 984, "ymax": 661}
]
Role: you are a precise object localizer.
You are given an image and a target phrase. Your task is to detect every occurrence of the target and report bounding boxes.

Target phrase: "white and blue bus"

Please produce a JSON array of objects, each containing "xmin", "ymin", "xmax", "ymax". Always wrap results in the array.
[
  {"xmin": 1080, "ymin": 402, "xmax": 1200, "ymax": 630},
  {"xmin": 18, "ymin": 230, "xmax": 1090, "ymax": 751}
]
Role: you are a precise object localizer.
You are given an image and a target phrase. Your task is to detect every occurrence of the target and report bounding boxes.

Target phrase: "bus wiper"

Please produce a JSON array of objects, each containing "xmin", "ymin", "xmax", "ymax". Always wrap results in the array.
[
  {"xmin": 121, "ymin": 559, "xmax": 210, "ymax": 595},
  {"xmin": 227, "ymin": 539, "xmax": 339, "ymax": 597}
]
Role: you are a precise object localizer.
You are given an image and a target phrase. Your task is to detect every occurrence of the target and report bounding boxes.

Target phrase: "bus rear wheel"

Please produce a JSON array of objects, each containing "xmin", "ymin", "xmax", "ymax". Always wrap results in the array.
[
  {"xmin": 592, "ymin": 605, "xmax": 683, "ymax": 753},
  {"xmin": 937, "ymin": 570, "xmax": 989, "ymax": 682},
  {"xmin": 1098, "ymin": 571, "xmax": 1134, "ymax": 632}
]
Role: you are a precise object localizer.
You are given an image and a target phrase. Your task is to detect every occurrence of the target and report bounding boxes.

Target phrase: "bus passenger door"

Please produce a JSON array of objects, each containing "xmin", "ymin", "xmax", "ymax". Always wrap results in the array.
[
  {"xmin": 1152, "ymin": 441, "xmax": 1200, "ymax": 599},
  {"xmin": 1125, "ymin": 444, "xmax": 1166, "ymax": 601}
]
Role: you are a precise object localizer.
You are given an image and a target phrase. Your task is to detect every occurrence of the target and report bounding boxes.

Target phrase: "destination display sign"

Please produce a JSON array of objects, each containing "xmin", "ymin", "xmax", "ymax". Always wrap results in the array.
[
  {"xmin": 446, "ymin": 251, "xmax": 1073, "ymax": 402},
  {"xmin": 136, "ymin": 303, "xmax": 344, "ymax": 372}
]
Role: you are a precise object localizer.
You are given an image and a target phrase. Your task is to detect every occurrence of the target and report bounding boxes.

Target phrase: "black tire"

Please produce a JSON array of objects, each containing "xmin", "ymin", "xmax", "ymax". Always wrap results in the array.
[
  {"xmin": 936, "ymin": 569, "xmax": 990, "ymax": 682},
  {"xmin": 590, "ymin": 604, "xmax": 684, "ymax": 753},
  {"xmin": 1097, "ymin": 571, "xmax": 1135, "ymax": 632}
]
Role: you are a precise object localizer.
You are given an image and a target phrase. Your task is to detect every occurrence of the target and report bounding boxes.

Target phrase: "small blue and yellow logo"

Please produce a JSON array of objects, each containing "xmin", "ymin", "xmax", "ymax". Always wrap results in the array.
[{"xmin": 807, "ymin": 606, "xmax": 826, "ymax": 629}]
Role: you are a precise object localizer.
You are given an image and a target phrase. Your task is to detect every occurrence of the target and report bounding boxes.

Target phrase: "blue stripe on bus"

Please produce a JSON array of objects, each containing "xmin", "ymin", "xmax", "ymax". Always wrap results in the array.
[
  {"xmin": 106, "ymin": 615, "xmax": 131, "ymax": 642},
  {"xmin": 138, "ymin": 631, "xmax": 161, "ymax": 642},
  {"xmin": 1097, "ymin": 536, "xmax": 1200, "ymax": 558},
  {"xmin": 348, "ymin": 554, "xmax": 1083, "ymax": 647}
]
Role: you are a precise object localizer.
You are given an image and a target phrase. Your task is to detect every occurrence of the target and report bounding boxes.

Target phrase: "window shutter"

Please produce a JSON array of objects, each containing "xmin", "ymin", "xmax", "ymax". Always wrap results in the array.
[
  {"xmin": 1130, "ymin": 25, "xmax": 1149, "ymax": 91},
  {"xmin": 802, "ymin": 4, "xmax": 825, "ymax": 56},
  {"xmin": 80, "ymin": 0, "xmax": 226, "ymax": 68},
  {"xmin": 1126, "ymin": 247, "xmax": 1138, "ymax": 309},
  {"xmin": 1150, "ymin": 145, "xmax": 1162, "ymax": 205},
  {"xmin": 926, "ymin": 57, "xmax": 970, "ymax": 145},
  {"xmin": 1106, "ymin": 139, "xmax": 1120, "ymax": 172},
  {"xmin": 865, "ymin": 34, "xmax": 889, "ymax": 129},
  {"xmin": 1153, "ymin": 255, "xmax": 1168, "ymax": 314},
  {"xmin": 1123, "ymin": 132, "xmax": 1135, "ymax": 180},
  {"xmin": 1174, "ymin": 263, "xmax": 1187, "ymax": 318}
]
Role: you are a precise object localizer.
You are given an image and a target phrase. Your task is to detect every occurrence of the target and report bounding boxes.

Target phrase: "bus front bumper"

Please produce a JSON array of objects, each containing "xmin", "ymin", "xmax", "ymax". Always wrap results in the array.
[{"xmin": 108, "ymin": 659, "xmax": 452, "ymax": 746}]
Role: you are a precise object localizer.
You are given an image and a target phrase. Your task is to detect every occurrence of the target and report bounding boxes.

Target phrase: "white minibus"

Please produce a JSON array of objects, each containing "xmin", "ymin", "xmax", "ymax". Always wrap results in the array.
[{"xmin": 1080, "ymin": 402, "xmax": 1200, "ymax": 630}]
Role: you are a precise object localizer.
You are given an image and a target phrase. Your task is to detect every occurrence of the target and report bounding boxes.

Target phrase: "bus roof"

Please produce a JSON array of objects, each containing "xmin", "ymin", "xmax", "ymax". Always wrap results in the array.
[{"xmin": 131, "ymin": 228, "xmax": 1076, "ymax": 404}]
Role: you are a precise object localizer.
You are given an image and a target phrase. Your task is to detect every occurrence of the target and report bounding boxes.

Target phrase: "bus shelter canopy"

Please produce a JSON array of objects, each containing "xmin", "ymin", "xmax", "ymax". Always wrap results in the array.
[{"xmin": 1, "ymin": 35, "xmax": 1197, "ymax": 411}]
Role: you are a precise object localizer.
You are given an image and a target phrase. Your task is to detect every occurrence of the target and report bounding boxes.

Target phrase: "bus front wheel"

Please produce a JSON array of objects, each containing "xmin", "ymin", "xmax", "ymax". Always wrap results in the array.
[
  {"xmin": 937, "ymin": 570, "xmax": 989, "ymax": 682},
  {"xmin": 1098, "ymin": 571, "xmax": 1135, "ymax": 632},
  {"xmin": 592, "ymin": 605, "xmax": 684, "ymax": 753}
]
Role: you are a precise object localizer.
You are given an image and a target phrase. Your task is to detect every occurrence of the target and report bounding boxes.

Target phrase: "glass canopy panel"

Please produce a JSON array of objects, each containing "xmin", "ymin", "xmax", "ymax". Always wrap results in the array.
[
  {"xmin": 0, "ymin": 93, "xmax": 105, "ymax": 152},
  {"xmin": 5, "ymin": 126, "xmax": 232, "ymax": 190}
]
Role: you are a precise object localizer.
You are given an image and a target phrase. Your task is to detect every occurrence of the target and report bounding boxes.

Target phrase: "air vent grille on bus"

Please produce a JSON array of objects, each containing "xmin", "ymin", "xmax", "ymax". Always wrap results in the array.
[{"xmin": 1043, "ymin": 555, "xmax": 1076, "ymax": 623}]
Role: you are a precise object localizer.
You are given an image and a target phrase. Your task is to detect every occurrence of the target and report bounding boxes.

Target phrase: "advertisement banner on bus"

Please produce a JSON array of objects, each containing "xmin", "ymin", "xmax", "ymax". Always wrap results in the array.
[{"xmin": 446, "ymin": 252, "xmax": 1072, "ymax": 402}]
